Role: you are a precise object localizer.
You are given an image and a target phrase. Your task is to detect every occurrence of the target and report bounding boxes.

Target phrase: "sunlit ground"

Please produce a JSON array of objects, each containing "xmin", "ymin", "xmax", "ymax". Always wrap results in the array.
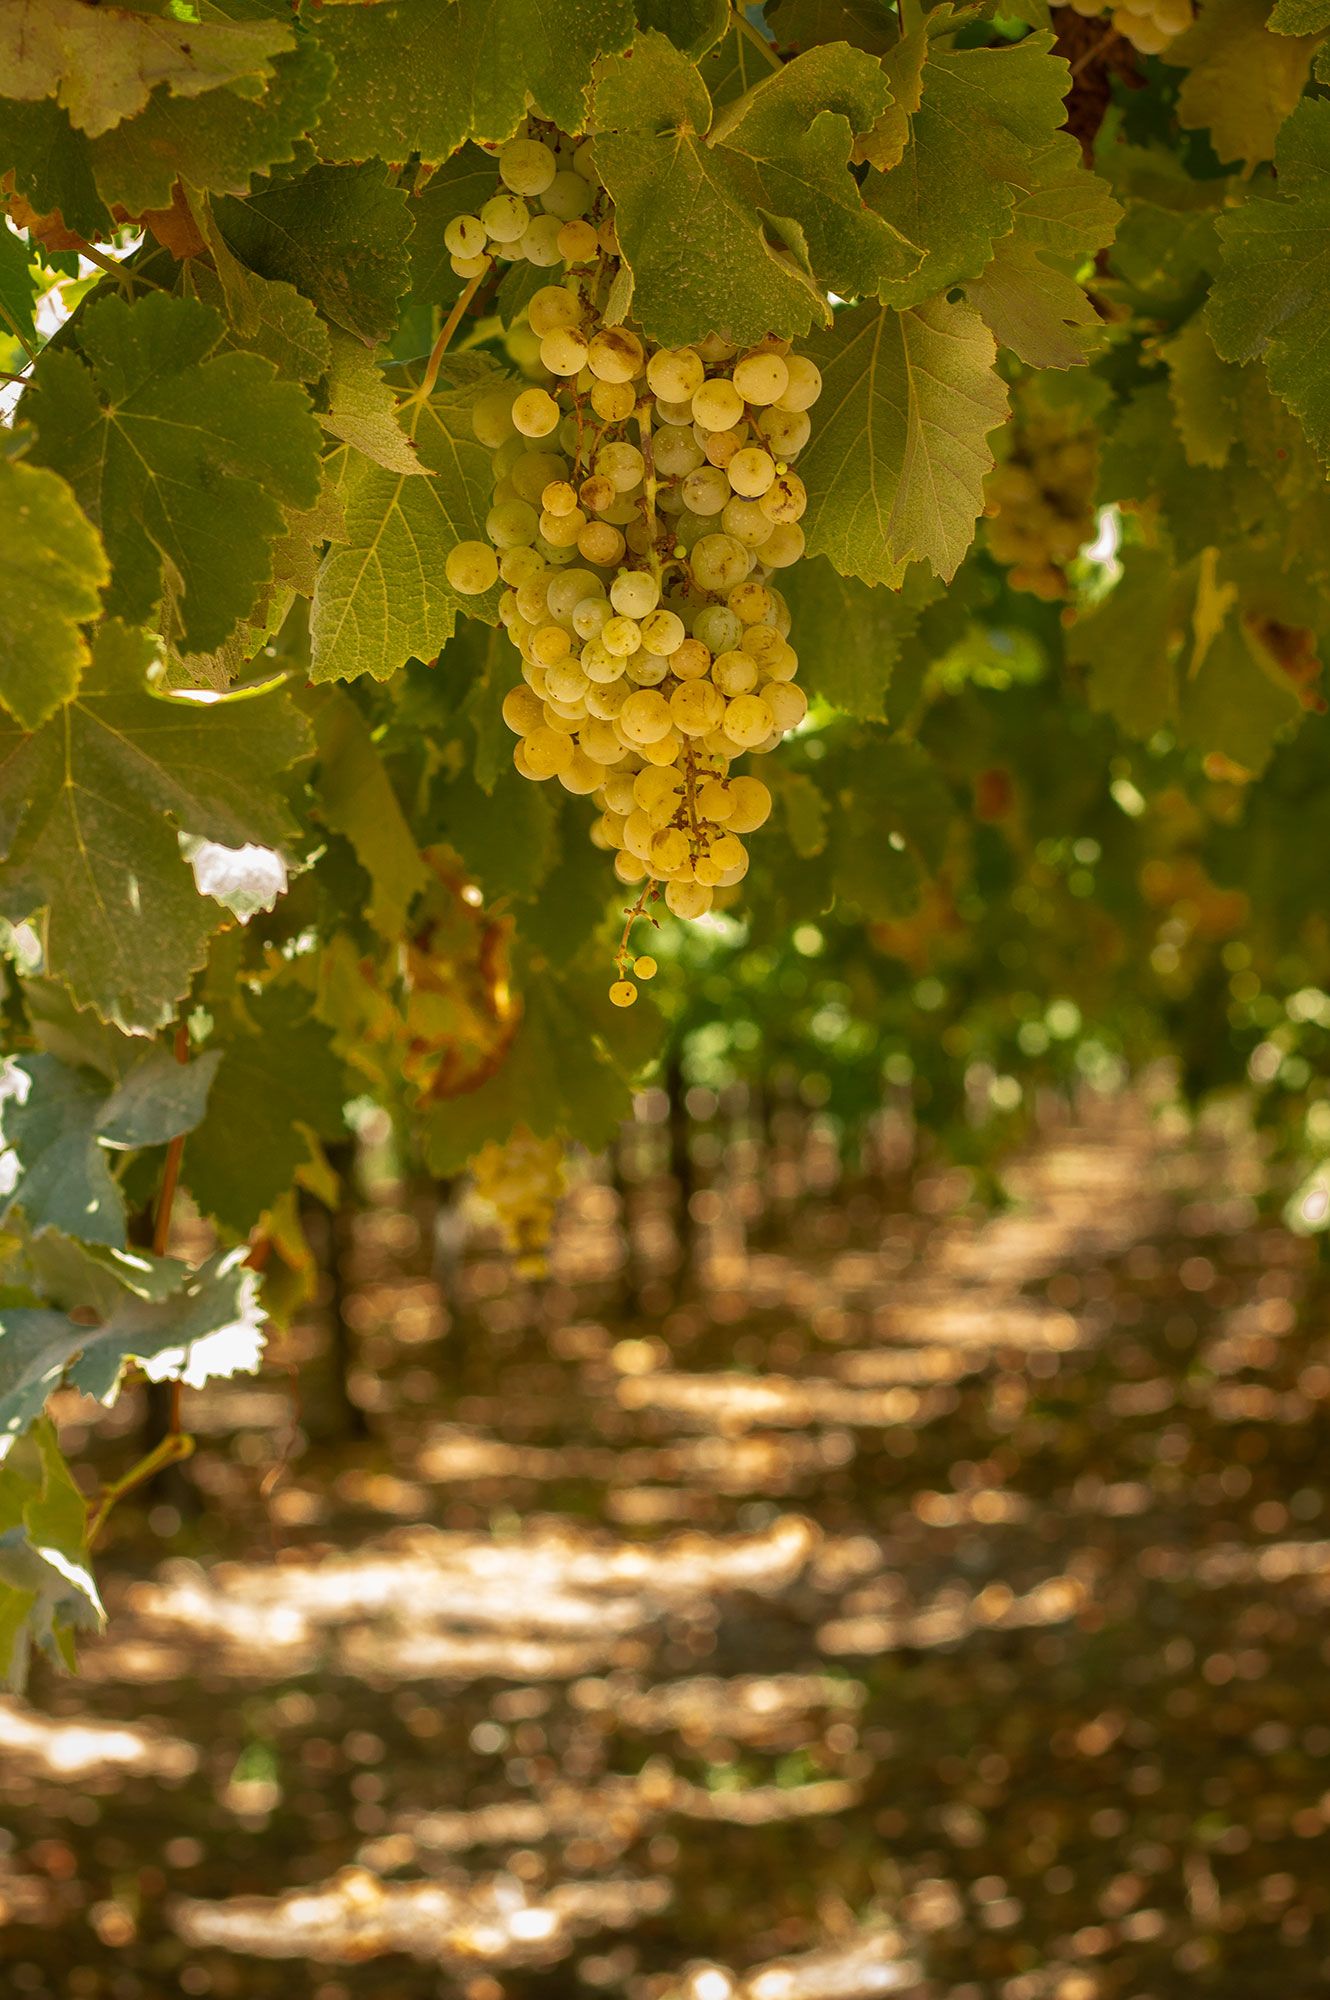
[{"xmin": 3, "ymin": 1088, "xmax": 1329, "ymax": 1999}]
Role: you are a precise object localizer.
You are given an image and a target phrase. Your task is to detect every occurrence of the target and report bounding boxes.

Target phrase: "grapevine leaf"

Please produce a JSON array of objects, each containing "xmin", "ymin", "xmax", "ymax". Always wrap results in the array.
[
  {"xmin": 831, "ymin": 741, "xmax": 954, "ymax": 919},
  {"xmin": 780, "ymin": 556, "xmax": 940, "ymax": 721},
  {"xmin": 1067, "ymin": 547, "xmax": 1303, "ymax": 771},
  {"xmin": 1207, "ymin": 98, "xmax": 1330, "ymax": 464},
  {"xmin": 1162, "ymin": 0, "xmax": 1325, "ymax": 171},
  {"xmin": 0, "ymin": 97, "xmax": 112, "ymax": 241},
  {"xmin": 403, "ymin": 145, "xmax": 501, "ymax": 323},
  {"xmin": 311, "ymin": 368, "xmax": 501, "ymax": 684},
  {"xmin": 88, "ymin": 41, "xmax": 335, "ymax": 215},
  {"xmin": 769, "ymin": 0, "xmax": 898, "ymax": 56},
  {"xmin": 0, "ymin": 1250, "xmax": 267, "ymax": 1453},
  {"xmin": 26, "ymin": 291, "xmax": 323, "ymax": 653},
  {"xmin": 187, "ymin": 986, "xmax": 347, "ymax": 1234},
  {"xmin": 423, "ymin": 966, "xmax": 652, "ymax": 1172},
  {"xmin": 0, "ymin": 0, "xmax": 293, "ymax": 139},
  {"xmin": 640, "ymin": 0, "xmax": 729, "ymax": 58},
  {"xmin": 432, "ymin": 764, "xmax": 558, "ymax": 904},
  {"xmin": 321, "ymin": 331, "xmax": 429, "ymax": 475},
  {"xmin": 0, "ymin": 1044, "xmax": 220, "ymax": 1249},
  {"xmin": 97, "ymin": 1044, "xmax": 223, "ymax": 1150},
  {"xmin": 1, "ymin": 1055, "xmax": 126, "ymax": 1248},
  {"xmin": 963, "ymin": 142, "xmax": 1121, "ymax": 368},
  {"xmin": 1268, "ymin": 0, "xmax": 1330, "ymax": 30},
  {"xmin": 594, "ymin": 32, "xmax": 917, "ymax": 345},
  {"xmin": 853, "ymin": 18, "xmax": 926, "ymax": 175},
  {"xmin": 0, "ymin": 217, "xmax": 39, "ymax": 345},
  {"xmin": 213, "ymin": 159, "xmax": 412, "ymax": 347},
  {"xmin": 1162, "ymin": 317, "xmax": 1246, "ymax": 468},
  {"xmin": 863, "ymin": 30, "xmax": 1079, "ymax": 307},
  {"xmin": 188, "ymin": 252, "xmax": 333, "ymax": 387},
  {"xmin": 775, "ymin": 770, "xmax": 829, "ymax": 858},
  {"xmin": 0, "ymin": 457, "xmax": 109, "ymax": 731},
  {"xmin": 311, "ymin": 0, "xmax": 635, "ymax": 166},
  {"xmin": 0, "ymin": 1423, "xmax": 102, "ymax": 1687},
  {"xmin": 0, "ymin": 621, "xmax": 311, "ymax": 1033},
  {"xmin": 800, "ymin": 297, "xmax": 1009, "ymax": 583},
  {"xmin": 308, "ymin": 686, "xmax": 430, "ymax": 939}
]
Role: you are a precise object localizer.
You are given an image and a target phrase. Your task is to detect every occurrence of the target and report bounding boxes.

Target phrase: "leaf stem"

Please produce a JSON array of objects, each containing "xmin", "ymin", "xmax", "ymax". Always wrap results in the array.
[
  {"xmin": 410, "ymin": 268, "xmax": 485, "ymax": 410},
  {"xmin": 86, "ymin": 1432, "xmax": 195, "ymax": 1549},
  {"xmin": 1069, "ymin": 24, "xmax": 1121, "ymax": 74},
  {"xmin": 730, "ymin": 3, "xmax": 783, "ymax": 70}
]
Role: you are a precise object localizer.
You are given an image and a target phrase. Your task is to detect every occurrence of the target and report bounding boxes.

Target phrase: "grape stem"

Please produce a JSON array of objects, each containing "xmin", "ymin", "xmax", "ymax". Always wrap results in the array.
[
  {"xmin": 1069, "ymin": 23, "xmax": 1121, "ymax": 73},
  {"xmin": 410, "ymin": 267, "xmax": 485, "ymax": 409},
  {"xmin": 615, "ymin": 881, "xmax": 658, "ymax": 972}
]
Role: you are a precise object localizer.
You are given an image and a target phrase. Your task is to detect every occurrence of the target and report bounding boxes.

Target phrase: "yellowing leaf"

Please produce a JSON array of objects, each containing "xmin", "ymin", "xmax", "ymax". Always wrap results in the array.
[
  {"xmin": 1162, "ymin": 0, "xmax": 1325, "ymax": 171},
  {"xmin": 0, "ymin": 0, "xmax": 293, "ymax": 139},
  {"xmin": 0, "ymin": 458, "xmax": 107, "ymax": 731}
]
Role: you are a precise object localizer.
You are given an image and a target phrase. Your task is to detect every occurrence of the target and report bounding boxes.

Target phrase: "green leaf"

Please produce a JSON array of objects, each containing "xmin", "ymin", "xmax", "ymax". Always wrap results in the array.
[
  {"xmin": 213, "ymin": 159, "xmax": 412, "ymax": 347},
  {"xmin": 0, "ymin": 457, "xmax": 109, "ymax": 731},
  {"xmin": 311, "ymin": 365, "xmax": 502, "ymax": 683},
  {"xmin": 188, "ymin": 985, "xmax": 347, "ymax": 1233},
  {"xmin": 88, "ymin": 42, "xmax": 335, "ymax": 214},
  {"xmin": 1161, "ymin": 316, "xmax": 1246, "ymax": 469},
  {"xmin": 1162, "ymin": 0, "xmax": 1325, "ymax": 170},
  {"xmin": 432, "ymin": 763, "xmax": 558, "ymax": 903},
  {"xmin": 1067, "ymin": 547, "xmax": 1304, "ymax": 771},
  {"xmin": 309, "ymin": 686, "xmax": 429, "ymax": 939},
  {"xmin": 775, "ymin": 769, "xmax": 829, "ymax": 858},
  {"xmin": 963, "ymin": 142, "xmax": 1121, "ymax": 369},
  {"xmin": 423, "ymin": 962, "xmax": 653, "ymax": 1171},
  {"xmin": 0, "ymin": 1250, "xmax": 266, "ymax": 1453},
  {"xmin": 831, "ymin": 740, "xmax": 953, "ymax": 919},
  {"xmin": 1, "ymin": 1055, "xmax": 126, "ymax": 1248},
  {"xmin": 0, "ymin": 96, "xmax": 111, "ymax": 241},
  {"xmin": 863, "ymin": 30, "xmax": 1079, "ymax": 307},
  {"xmin": 0, "ymin": 621, "xmax": 311, "ymax": 1032},
  {"xmin": 311, "ymin": 0, "xmax": 635, "ymax": 166},
  {"xmin": 0, "ymin": 217, "xmax": 38, "ymax": 345},
  {"xmin": 780, "ymin": 555, "xmax": 939, "ymax": 721},
  {"xmin": 1268, "ymin": 0, "xmax": 1330, "ymax": 30},
  {"xmin": 641, "ymin": 0, "xmax": 729, "ymax": 57},
  {"xmin": 321, "ymin": 330, "xmax": 429, "ymax": 475},
  {"xmin": 594, "ymin": 31, "xmax": 916, "ymax": 345},
  {"xmin": 800, "ymin": 297, "xmax": 1009, "ymax": 583},
  {"xmin": 26, "ymin": 291, "xmax": 323, "ymax": 653},
  {"xmin": 0, "ymin": 1043, "xmax": 220, "ymax": 1248},
  {"xmin": 0, "ymin": 1422, "xmax": 102, "ymax": 1689},
  {"xmin": 97, "ymin": 1044, "xmax": 222, "ymax": 1150},
  {"xmin": 0, "ymin": 0, "xmax": 293, "ymax": 139},
  {"xmin": 403, "ymin": 145, "xmax": 501, "ymax": 324},
  {"xmin": 1208, "ymin": 98, "xmax": 1330, "ymax": 464}
]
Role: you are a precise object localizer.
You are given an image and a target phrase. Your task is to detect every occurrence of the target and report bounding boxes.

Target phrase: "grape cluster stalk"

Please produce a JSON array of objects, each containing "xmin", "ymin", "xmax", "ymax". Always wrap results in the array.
[
  {"xmin": 442, "ymin": 126, "xmax": 821, "ymax": 1006},
  {"xmin": 982, "ymin": 400, "xmax": 1098, "ymax": 602},
  {"xmin": 1063, "ymin": 0, "xmax": 1193, "ymax": 54}
]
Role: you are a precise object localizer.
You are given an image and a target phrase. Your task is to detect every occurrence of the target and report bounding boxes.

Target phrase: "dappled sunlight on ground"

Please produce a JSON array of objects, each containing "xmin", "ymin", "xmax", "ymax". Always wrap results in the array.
[{"xmin": 3, "ymin": 1093, "xmax": 1330, "ymax": 1997}]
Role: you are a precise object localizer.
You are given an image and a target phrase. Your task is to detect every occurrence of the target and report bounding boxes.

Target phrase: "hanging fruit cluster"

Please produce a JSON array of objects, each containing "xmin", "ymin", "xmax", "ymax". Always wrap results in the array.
[
  {"xmin": 442, "ymin": 125, "xmax": 820, "ymax": 1005},
  {"xmin": 469, "ymin": 1127, "xmax": 569, "ymax": 1276},
  {"xmin": 1062, "ymin": 0, "xmax": 1193, "ymax": 53},
  {"xmin": 983, "ymin": 394, "xmax": 1099, "ymax": 601}
]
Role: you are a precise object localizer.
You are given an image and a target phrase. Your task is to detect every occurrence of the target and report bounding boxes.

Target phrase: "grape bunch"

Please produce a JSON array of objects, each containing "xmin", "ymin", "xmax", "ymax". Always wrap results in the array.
[
  {"xmin": 469, "ymin": 1127, "xmax": 568, "ymax": 1275},
  {"xmin": 442, "ymin": 126, "xmax": 820, "ymax": 1006},
  {"xmin": 983, "ymin": 399, "xmax": 1098, "ymax": 601},
  {"xmin": 1063, "ymin": 0, "xmax": 1193, "ymax": 55}
]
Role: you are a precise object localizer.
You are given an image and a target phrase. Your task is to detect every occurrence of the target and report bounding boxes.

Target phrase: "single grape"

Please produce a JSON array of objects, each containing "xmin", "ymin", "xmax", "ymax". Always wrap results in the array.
[
  {"xmin": 632, "ymin": 955, "xmax": 658, "ymax": 980},
  {"xmin": 499, "ymin": 136, "xmax": 557, "ymax": 197},
  {"xmin": 610, "ymin": 979, "xmax": 638, "ymax": 1007},
  {"xmin": 445, "ymin": 540, "xmax": 499, "ymax": 594}
]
